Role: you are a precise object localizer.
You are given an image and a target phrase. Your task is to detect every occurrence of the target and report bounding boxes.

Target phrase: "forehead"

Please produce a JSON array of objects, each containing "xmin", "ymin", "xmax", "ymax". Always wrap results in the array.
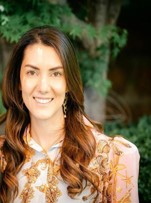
[
  {"xmin": 22, "ymin": 43, "xmax": 63, "ymax": 67},
  {"xmin": 23, "ymin": 43, "xmax": 59, "ymax": 57}
]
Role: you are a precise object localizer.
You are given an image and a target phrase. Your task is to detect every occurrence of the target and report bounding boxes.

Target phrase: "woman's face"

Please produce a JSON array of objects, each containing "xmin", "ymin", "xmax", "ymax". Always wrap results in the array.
[{"xmin": 20, "ymin": 43, "xmax": 67, "ymax": 123}]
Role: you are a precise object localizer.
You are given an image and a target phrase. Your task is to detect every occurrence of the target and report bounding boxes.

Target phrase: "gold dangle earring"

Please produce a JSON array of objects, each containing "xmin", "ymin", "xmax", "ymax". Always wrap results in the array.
[{"xmin": 63, "ymin": 93, "xmax": 68, "ymax": 118}]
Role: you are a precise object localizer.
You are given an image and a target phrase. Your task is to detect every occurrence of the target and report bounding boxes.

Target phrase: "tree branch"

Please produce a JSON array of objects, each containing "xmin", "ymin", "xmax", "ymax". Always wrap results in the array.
[
  {"xmin": 107, "ymin": 0, "xmax": 122, "ymax": 24},
  {"xmin": 88, "ymin": 0, "xmax": 109, "ymax": 28}
]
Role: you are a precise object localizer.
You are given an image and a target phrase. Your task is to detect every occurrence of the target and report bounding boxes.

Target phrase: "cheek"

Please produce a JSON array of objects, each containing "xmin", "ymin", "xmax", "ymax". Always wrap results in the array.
[
  {"xmin": 20, "ymin": 82, "xmax": 30, "ymax": 93},
  {"xmin": 51, "ymin": 80, "xmax": 67, "ymax": 94},
  {"xmin": 20, "ymin": 77, "xmax": 35, "ymax": 93}
]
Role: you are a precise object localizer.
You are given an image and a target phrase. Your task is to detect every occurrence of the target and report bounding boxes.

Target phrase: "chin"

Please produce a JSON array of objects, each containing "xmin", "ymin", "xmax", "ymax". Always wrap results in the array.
[{"xmin": 30, "ymin": 112, "xmax": 52, "ymax": 121}]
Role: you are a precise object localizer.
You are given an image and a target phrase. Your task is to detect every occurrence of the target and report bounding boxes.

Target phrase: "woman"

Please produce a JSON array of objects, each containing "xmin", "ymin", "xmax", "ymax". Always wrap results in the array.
[{"xmin": 0, "ymin": 26, "xmax": 139, "ymax": 203}]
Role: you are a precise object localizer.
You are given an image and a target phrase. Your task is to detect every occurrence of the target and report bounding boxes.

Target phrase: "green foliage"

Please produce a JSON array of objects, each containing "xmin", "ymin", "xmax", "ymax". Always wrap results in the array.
[
  {"xmin": 77, "ymin": 50, "xmax": 111, "ymax": 95},
  {"xmin": 0, "ymin": 0, "xmax": 71, "ymax": 43},
  {"xmin": 104, "ymin": 116, "xmax": 151, "ymax": 203},
  {"xmin": 77, "ymin": 25, "xmax": 127, "ymax": 95},
  {"xmin": 110, "ymin": 27, "xmax": 128, "ymax": 58},
  {"xmin": 98, "ymin": 25, "xmax": 128, "ymax": 58}
]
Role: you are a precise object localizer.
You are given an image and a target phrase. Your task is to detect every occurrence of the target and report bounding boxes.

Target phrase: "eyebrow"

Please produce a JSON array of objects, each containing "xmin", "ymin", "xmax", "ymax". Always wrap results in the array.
[{"xmin": 24, "ymin": 64, "xmax": 63, "ymax": 71}]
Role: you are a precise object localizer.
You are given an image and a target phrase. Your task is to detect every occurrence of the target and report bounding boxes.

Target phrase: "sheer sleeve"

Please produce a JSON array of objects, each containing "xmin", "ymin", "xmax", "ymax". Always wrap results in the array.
[{"xmin": 109, "ymin": 136, "xmax": 140, "ymax": 203}]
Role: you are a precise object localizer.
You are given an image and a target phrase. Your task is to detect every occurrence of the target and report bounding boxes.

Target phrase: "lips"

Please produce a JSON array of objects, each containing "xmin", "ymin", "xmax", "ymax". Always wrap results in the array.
[{"xmin": 34, "ymin": 97, "xmax": 53, "ymax": 104}]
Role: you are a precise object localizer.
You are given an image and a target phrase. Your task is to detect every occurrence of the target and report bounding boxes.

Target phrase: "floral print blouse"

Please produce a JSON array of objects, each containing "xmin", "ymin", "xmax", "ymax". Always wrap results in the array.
[{"xmin": 0, "ymin": 127, "xmax": 140, "ymax": 203}]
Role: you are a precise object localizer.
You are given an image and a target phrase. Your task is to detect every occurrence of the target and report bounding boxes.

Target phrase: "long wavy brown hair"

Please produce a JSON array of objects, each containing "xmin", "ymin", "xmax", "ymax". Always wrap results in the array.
[{"xmin": 0, "ymin": 26, "xmax": 102, "ymax": 202}]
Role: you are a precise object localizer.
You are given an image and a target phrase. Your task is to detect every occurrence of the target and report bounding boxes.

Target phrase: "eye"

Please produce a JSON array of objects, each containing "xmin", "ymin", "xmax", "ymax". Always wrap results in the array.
[
  {"xmin": 27, "ymin": 70, "xmax": 36, "ymax": 76},
  {"xmin": 52, "ymin": 71, "xmax": 62, "ymax": 77}
]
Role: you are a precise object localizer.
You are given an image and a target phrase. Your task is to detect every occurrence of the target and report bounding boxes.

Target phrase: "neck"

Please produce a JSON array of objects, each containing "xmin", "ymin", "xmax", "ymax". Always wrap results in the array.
[{"xmin": 30, "ymin": 117, "xmax": 65, "ymax": 151}]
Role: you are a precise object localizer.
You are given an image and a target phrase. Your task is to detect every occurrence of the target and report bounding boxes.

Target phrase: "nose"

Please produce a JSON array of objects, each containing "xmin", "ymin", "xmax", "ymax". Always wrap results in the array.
[{"xmin": 37, "ymin": 75, "xmax": 50, "ymax": 94}]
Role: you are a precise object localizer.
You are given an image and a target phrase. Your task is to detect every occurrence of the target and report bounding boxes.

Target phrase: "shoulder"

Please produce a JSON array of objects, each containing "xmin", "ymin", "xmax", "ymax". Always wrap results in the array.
[
  {"xmin": 109, "ymin": 136, "xmax": 139, "ymax": 158},
  {"xmin": 91, "ymin": 128, "xmax": 140, "ymax": 159}
]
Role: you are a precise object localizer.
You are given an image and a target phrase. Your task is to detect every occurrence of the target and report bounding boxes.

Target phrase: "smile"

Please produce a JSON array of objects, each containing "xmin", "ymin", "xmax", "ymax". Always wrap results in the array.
[{"xmin": 34, "ymin": 97, "xmax": 53, "ymax": 104}]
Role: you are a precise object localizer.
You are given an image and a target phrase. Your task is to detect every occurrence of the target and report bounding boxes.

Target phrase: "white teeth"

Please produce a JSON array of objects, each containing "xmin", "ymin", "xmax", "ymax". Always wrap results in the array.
[{"xmin": 34, "ymin": 97, "xmax": 53, "ymax": 104}]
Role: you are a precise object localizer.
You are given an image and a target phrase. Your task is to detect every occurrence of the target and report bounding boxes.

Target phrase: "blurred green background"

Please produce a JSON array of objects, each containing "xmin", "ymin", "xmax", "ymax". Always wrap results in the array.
[{"xmin": 0, "ymin": 0, "xmax": 151, "ymax": 202}]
